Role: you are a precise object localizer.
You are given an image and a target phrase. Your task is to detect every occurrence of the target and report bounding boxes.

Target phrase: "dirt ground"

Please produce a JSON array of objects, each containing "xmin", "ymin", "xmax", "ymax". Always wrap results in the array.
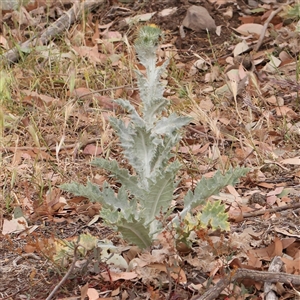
[{"xmin": 1, "ymin": 0, "xmax": 300, "ymax": 299}]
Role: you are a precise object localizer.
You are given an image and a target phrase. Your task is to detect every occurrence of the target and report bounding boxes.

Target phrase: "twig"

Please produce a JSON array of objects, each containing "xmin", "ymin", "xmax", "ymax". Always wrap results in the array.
[
  {"xmin": 46, "ymin": 244, "xmax": 80, "ymax": 300},
  {"xmin": 242, "ymin": 202, "xmax": 300, "ymax": 218},
  {"xmin": 0, "ymin": 0, "xmax": 105, "ymax": 63},
  {"xmin": 188, "ymin": 126, "xmax": 215, "ymax": 140},
  {"xmin": 191, "ymin": 268, "xmax": 300, "ymax": 300},
  {"xmin": 254, "ymin": 1, "xmax": 295, "ymax": 52},
  {"xmin": 13, "ymin": 253, "xmax": 41, "ymax": 266}
]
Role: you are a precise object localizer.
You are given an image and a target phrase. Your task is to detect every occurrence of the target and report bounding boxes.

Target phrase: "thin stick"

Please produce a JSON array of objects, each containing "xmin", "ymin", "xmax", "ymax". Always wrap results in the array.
[
  {"xmin": 242, "ymin": 202, "xmax": 300, "ymax": 218},
  {"xmin": 46, "ymin": 244, "xmax": 80, "ymax": 300},
  {"xmin": 191, "ymin": 268, "xmax": 300, "ymax": 300},
  {"xmin": 254, "ymin": 1, "xmax": 295, "ymax": 52}
]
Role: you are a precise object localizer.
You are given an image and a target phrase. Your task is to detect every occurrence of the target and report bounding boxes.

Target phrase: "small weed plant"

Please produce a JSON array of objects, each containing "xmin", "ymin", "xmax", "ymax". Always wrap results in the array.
[{"xmin": 60, "ymin": 26, "xmax": 249, "ymax": 249}]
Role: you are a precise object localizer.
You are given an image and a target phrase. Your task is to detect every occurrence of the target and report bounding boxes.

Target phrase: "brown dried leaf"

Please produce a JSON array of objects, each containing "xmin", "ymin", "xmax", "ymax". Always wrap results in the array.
[{"xmin": 83, "ymin": 144, "xmax": 102, "ymax": 156}]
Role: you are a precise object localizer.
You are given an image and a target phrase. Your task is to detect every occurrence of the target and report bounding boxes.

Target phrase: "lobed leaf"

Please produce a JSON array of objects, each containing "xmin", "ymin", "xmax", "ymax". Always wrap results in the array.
[
  {"xmin": 135, "ymin": 70, "xmax": 168, "ymax": 125},
  {"xmin": 153, "ymin": 114, "xmax": 192, "ymax": 136},
  {"xmin": 200, "ymin": 201, "xmax": 230, "ymax": 231},
  {"xmin": 141, "ymin": 160, "xmax": 181, "ymax": 225},
  {"xmin": 116, "ymin": 217, "xmax": 153, "ymax": 249},
  {"xmin": 91, "ymin": 158, "xmax": 143, "ymax": 198},
  {"xmin": 113, "ymin": 99, "xmax": 145, "ymax": 127},
  {"xmin": 60, "ymin": 181, "xmax": 103, "ymax": 203},
  {"xmin": 184, "ymin": 167, "xmax": 249, "ymax": 210}
]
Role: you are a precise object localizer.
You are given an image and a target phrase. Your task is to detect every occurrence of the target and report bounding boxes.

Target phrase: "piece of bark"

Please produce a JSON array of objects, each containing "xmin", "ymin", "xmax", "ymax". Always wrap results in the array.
[{"xmin": 0, "ymin": 0, "xmax": 105, "ymax": 64}]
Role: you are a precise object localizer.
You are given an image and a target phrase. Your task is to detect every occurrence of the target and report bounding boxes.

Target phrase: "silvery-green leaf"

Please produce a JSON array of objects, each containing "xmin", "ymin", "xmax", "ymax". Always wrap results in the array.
[
  {"xmin": 142, "ymin": 160, "xmax": 180, "ymax": 224},
  {"xmin": 113, "ymin": 99, "xmax": 145, "ymax": 127},
  {"xmin": 91, "ymin": 158, "xmax": 143, "ymax": 198},
  {"xmin": 154, "ymin": 114, "xmax": 192, "ymax": 136},
  {"xmin": 116, "ymin": 217, "xmax": 152, "ymax": 249},
  {"xmin": 60, "ymin": 181, "xmax": 103, "ymax": 203},
  {"xmin": 181, "ymin": 167, "xmax": 249, "ymax": 218}
]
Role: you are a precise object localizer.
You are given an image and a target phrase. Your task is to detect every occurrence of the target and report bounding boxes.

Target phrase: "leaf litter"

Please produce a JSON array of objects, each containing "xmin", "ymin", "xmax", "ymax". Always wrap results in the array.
[{"xmin": 0, "ymin": 0, "xmax": 300, "ymax": 299}]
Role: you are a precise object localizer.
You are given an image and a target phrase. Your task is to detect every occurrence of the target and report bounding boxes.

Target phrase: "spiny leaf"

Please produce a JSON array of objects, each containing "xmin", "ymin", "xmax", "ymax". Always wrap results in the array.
[
  {"xmin": 184, "ymin": 167, "xmax": 249, "ymax": 210},
  {"xmin": 109, "ymin": 117, "xmax": 135, "ymax": 150},
  {"xmin": 135, "ymin": 25, "xmax": 162, "ymax": 48},
  {"xmin": 113, "ymin": 99, "xmax": 145, "ymax": 127},
  {"xmin": 153, "ymin": 114, "xmax": 192, "ymax": 136},
  {"xmin": 135, "ymin": 70, "xmax": 168, "ymax": 124},
  {"xmin": 200, "ymin": 200, "xmax": 230, "ymax": 231},
  {"xmin": 149, "ymin": 134, "xmax": 179, "ymax": 176},
  {"xmin": 135, "ymin": 26, "xmax": 162, "ymax": 66},
  {"xmin": 101, "ymin": 183, "xmax": 132, "ymax": 210},
  {"xmin": 141, "ymin": 160, "xmax": 181, "ymax": 224},
  {"xmin": 60, "ymin": 181, "xmax": 103, "ymax": 203},
  {"xmin": 116, "ymin": 218, "xmax": 152, "ymax": 249},
  {"xmin": 91, "ymin": 158, "xmax": 143, "ymax": 198}
]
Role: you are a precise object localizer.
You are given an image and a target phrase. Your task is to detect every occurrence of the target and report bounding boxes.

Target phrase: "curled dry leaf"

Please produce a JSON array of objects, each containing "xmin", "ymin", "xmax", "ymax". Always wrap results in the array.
[
  {"xmin": 280, "ymin": 157, "xmax": 300, "ymax": 165},
  {"xmin": 83, "ymin": 144, "xmax": 102, "ymax": 156},
  {"xmin": 158, "ymin": 7, "xmax": 177, "ymax": 17},
  {"xmin": 2, "ymin": 216, "xmax": 28, "ymax": 234},
  {"xmin": 223, "ymin": 6, "xmax": 233, "ymax": 19},
  {"xmin": 123, "ymin": 12, "xmax": 156, "ymax": 25},
  {"xmin": 234, "ymin": 23, "xmax": 268, "ymax": 37},
  {"xmin": 101, "ymin": 271, "xmax": 138, "ymax": 282},
  {"xmin": 22, "ymin": 90, "xmax": 62, "ymax": 108},
  {"xmin": 189, "ymin": 57, "xmax": 209, "ymax": 75},
  {"xmin": 87, "ymin": 288, "xmax": 99, "ymax": 300},
  {"xmin": 0, "ymin": 35, "xmax": 9, "ymax": 49},
  {"xmin": 262, "ymin": 55, "xmax": 281, "ymax": 73},
  {"xmin": 72, "ymin": 45, "xmax": 108, "ymax": 65},
  {"xmin": 233, "ymin": 40, "xmax": 250, "ymax": 57}
]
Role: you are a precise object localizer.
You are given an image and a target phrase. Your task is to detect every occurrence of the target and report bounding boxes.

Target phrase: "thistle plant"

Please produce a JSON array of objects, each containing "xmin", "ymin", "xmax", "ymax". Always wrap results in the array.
[{"xmin": 60, "ymin": 26, "xmax": 248, "ymax": 249}]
